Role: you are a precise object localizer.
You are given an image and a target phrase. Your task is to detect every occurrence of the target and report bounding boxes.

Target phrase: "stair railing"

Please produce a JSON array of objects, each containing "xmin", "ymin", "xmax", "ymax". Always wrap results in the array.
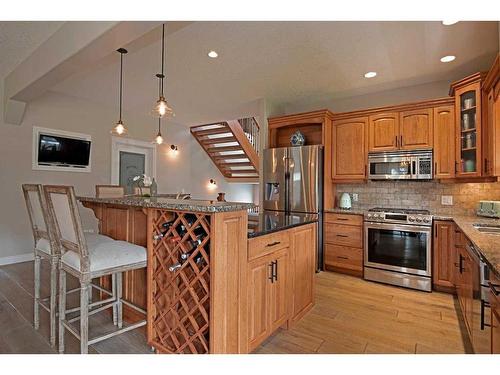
[{"xmin": 237, "ymin": 117, "xmax": 260, "ymax": 155}]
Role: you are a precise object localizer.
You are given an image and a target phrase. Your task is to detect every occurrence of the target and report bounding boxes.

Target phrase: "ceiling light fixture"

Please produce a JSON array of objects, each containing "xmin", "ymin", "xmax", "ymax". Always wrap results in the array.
[
  {"xmin": 111, "ymin": 48, "xmax": 128, "ymax": 136},
  {"xmin": 154, "ymin": 117, "xmax": 163, "ymax": 145},
  {"xmin": 153, "ymin": 24, "xmax": 173, "ymax": 118},
  {"xmin": 442, "ymin": 20, "xmax": 458, "ymax": 26},
  {"xmin": 208, "ymin": 50, "xmax": 218, "ymax": 58},
  {"xmin": 364, "ymin": 71, "xmax": 377, "ymax": 78},
  {"xmin": 440, "ymin": 55, "xmax": 456, "ymax": 63}
]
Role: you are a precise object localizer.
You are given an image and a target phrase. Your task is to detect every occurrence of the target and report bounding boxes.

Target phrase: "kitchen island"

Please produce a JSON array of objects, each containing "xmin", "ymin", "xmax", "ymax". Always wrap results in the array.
[{"xmin": 78, "ymin": 196, "xmax": 317, "ymax": 354}]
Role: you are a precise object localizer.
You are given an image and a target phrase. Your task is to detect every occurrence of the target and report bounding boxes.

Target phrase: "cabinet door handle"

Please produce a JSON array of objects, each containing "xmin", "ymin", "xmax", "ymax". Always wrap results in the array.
[
  {"xmin": 266, "ymin": 241, "xmax": 281, "ymax": 247},
  {"xmin": 336, "ymin": 234, "xmax": 348, "ymax": 237},
  {"xmin": 434, "ymin": 162, "xmax": 437, "ymax": 175},
  {"xmin": 459, "ymin": 254, "xmax": 464, "ymax": 274},
  {"xmin": 455, "ymin": 161, "xmax": 459, "ymax": 174},
  {"xmin": 400, "ymin": 135, "xmax": 403, "ymax": 147},
  {"xmin": 336, "ymin": 256, "xmax": 349, "ymax": 260},
  {"xmin": 268, "ymin": 262, "xmax": 274, "ymax": 283},
  {"xmin": 395, "ymin": 135, "xmax": 398, "ymax": 147},
  {"xmin": 336, "ymin": 218, "xmax": 349, "ymax": 221},
  {"xmin": 484, "ymin": 158, "xmax": 489, "ymax": 174},
  {"xmin": 481, "ymin": 299, "xmax": 491, "ymax": 330},
  {"xmin": 274, "ymin": 260, "xmax": 278, "ymax": 282},
  {"xmin": 490, "ymin": 282, "xmax": 500, "ymax": 296}
]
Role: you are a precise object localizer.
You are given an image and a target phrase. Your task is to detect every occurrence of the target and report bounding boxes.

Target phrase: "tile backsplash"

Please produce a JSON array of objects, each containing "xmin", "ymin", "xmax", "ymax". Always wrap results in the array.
[{"xmin": 335, "ymin": 181, "xmax": 500, "ymax": 216}]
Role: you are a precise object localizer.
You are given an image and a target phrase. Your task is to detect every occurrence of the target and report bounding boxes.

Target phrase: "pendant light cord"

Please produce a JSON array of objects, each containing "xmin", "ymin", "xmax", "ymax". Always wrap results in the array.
[
  {"xmin": 119, "ymin": 51, "xmax": 123, "ymax": 121},
  {"xmin": 160, "ymin": 23, "xmax": 165, "ymax": 97}
]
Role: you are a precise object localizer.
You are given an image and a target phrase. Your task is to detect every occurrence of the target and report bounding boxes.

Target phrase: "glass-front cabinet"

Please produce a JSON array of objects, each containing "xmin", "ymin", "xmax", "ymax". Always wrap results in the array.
[{"xmin": 451, "ymin": 75, "xmax": 483, "ymax": 178}]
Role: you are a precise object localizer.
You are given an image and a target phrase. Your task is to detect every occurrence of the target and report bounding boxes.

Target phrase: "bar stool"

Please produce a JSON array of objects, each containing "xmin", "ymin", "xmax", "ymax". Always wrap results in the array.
[
  {"xmin": 43, "ymin": 185, "xmax": 147, "ymax": 354},
  {"xmin": 95, "ymin": 185, "xmax": 125, "ymax": 198},
  {"xmin": 22, "ymin": 184, "xmax": 62, "ymax": 347}
]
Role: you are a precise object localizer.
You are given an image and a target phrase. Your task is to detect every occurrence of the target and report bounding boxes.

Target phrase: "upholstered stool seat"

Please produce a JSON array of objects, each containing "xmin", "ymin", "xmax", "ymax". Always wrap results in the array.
[{"xmin": 61, "ymin": 238, "xmax": 146, "ymax": 273}]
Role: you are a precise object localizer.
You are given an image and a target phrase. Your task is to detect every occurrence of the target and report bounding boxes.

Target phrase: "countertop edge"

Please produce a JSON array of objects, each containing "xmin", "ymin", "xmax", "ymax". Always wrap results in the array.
[{"xmin": 248, "ymin": 219, "xmax": 318, "ymax": 239}]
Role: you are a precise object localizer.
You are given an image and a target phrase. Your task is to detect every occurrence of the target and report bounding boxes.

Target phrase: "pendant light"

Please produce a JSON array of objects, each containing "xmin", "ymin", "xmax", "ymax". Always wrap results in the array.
[
  {"xmin": 154, "ymin": 24, "xmax": 173, "ymax": 118},
  {"xmin": 154, "ymin": 117, "xmax": 164, "ymax": 145},
  {"xmin": 111, "ymin": 48, "xmax": 128, "ymax": 135}
]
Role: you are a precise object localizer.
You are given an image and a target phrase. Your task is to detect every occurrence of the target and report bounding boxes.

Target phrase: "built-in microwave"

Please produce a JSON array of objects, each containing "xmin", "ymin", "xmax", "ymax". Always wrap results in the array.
[{"xmin": 368, "ymin": 150, "xmax": 432, "ymax": 180}]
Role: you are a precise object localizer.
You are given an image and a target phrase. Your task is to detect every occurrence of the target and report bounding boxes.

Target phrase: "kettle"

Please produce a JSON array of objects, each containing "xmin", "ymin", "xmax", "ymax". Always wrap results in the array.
[{"xmin": 339, "ymin": 193, "xmax": 352, "ymax": 210}]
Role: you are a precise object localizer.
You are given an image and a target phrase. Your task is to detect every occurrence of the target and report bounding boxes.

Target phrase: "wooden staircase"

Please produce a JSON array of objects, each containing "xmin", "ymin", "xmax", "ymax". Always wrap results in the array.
[{"xmin": 191, "ymin": 118, "xmax": 260, "ymax": 182}]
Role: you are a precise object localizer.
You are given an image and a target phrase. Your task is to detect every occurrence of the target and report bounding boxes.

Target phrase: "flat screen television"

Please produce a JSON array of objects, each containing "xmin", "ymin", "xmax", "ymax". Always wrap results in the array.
[{"xmin": 37, "ymin": 133, "xmax": 91, "ymax": 167}]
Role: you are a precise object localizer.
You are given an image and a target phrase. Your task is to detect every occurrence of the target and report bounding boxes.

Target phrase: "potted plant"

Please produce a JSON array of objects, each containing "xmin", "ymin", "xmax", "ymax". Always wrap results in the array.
[{"xmin": 132, "ymin": 174, "xmax": 153, "ymax": 197}]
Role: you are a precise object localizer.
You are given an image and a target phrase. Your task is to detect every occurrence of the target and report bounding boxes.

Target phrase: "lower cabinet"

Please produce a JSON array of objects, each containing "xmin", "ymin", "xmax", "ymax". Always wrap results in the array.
[
  {"xmin": 247, "ymin": 223, "xmax": 316, "ymax": 352},
  {"xmin": 324, "ymin": 213, "xmax": 363, "ymax": 276},
  {"xmin": 432, "ymin": 221, "xmax": 455, "ymax": 290},
  {"xmin": 247, "ymin": 248, "xmax": 289, "ymax": 351},
  {"xmin": 491, "ymin": 272, "xmax": 500, "ymax": 354}
]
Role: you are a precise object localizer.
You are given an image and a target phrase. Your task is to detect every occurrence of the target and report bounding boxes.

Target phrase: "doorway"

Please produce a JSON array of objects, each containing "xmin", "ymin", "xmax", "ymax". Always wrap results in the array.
[{"xmin": 111, "ymin": 137, "xmax": 157, "ymax": 194}]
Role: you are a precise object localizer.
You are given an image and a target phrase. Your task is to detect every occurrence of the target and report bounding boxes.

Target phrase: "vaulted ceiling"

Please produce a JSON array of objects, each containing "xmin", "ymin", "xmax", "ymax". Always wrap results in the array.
[{"xmin": 3, "ymin": 21, "xmax": 499, "ymax": 125}]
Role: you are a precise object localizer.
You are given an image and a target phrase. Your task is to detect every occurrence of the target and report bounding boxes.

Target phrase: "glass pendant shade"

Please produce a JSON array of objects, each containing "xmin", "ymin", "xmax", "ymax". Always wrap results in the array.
[
  {"xmin": 112, "ymin": 120, "xmax": 127, "ymax": 136},
  {"xmin": 155, "ymin": 132, "xmax": 164, "ymax": 145},
  {"xmin": 156, "ymin": 96, "xmax": 174, "ymax": 117}
]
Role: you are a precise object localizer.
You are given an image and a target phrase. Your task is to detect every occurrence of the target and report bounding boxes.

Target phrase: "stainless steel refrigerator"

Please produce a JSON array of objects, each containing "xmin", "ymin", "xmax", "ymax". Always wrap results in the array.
[{"xmin": 263, "ymin": 145, "xmax": 323, "ymax": 271}]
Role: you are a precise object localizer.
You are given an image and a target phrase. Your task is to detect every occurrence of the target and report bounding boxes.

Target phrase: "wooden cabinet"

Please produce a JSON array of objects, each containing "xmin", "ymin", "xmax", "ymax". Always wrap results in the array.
[
  {"xmin": 450, "ymin": 74, "xmax": 484, "ymax": 178},
  {"xmin": 246, "ymin": 223, "xmax": 316, "ymax": 351},
  {"xmin": 399, "ymin": 108, "xmax": 433, "ymax": 150},
  {"xmin": 331, "ymin": 117, "xmax": 367, "ymax": 181},
  {"xmin": 483, "ymin": 54, "xmax": 500, "ymax": 177},
  {"xmin": 288, "ymin": 224, "xmax": 316, "ymax": 324},
  {"xmin": 247, "ymin": 247, "xmax": 289, "ymax": 351},
  {"xmin": 368, "ymin": 112, "xmax": 399, "ymax": 152},
  {"xmin": 324, "ymin": 213, "xmax": 363, "ymax": 276},
  {"xmin": 432, "ymin": 221, "xmax": 455, "ymax": 291},
  {"xmin": 368, "ymin": 109, "xmax": 433, "ymax": 153},
  {"xmin": 490, "ymin": 271, "xmax": 500, "ymax": 354},
  {"xmin": 454, "ymin": 232, "xmax": 475, "ymax": 339},
  {"xmin": 433, "ymin": 105, "xmax": 456, "ymax": 179}
]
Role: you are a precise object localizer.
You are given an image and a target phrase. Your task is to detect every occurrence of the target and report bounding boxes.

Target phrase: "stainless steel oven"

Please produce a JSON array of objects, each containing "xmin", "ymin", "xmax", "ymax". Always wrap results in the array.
[
  {"xmin": 368, "ymin": 150, "xmax": 432, "ymax": 180},
  {"xmin": 364, "ymin": 208, "xmax": 432, "ymax": 292}
]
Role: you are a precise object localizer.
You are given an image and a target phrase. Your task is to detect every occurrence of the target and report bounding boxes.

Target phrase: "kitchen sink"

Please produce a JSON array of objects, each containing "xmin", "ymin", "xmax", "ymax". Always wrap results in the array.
[{"xmin": 472, "ymin": 223, "xmax": 500, "ymax": 234}]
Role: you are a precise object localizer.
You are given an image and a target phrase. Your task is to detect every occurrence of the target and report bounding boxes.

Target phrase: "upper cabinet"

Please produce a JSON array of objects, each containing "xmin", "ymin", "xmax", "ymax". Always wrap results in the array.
[
  {"xmin": 368, "ymin": 109, "xmax": 433, "ymax": 152},
  {"xmin": 433, "ymin": 105, "xmax": 456, "ymax": 179},
  {"xmin": 483, "ymin": 53, "xmax": 500, "ymax": 178},
  {"xmin": 399, "ymin": 108, "xmax": 433, "ymax": 150},
  {"xmin": 450, "ymin": 73, "xmax": 485, "ymax": 178},
  {"xmin": 331, "ymin": 117, "xmax": 367, "ymax": 181},
  {"xmin": 368, "ymin": 113, "xmax": 399, "ymax": 152}
]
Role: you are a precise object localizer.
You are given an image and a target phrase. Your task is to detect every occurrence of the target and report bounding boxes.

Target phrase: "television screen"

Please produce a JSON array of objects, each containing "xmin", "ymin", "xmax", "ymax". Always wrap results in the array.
[{"xmin": 38, "ymin": 133, "xmax": 91, "ymax": 167}]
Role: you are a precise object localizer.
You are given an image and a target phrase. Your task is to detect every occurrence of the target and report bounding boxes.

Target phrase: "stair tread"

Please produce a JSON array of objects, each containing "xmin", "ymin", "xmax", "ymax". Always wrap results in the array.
[
  {"xmin": 201, "ymin": 136, "xmax": 237, "ymax": 144},
  {"xmin": 207, "ymin": 146, "xmax": 244, "ymax": 153},
  {"xmin": 192, "ymin": 126, "xmax": 231, "ymax": 136}
]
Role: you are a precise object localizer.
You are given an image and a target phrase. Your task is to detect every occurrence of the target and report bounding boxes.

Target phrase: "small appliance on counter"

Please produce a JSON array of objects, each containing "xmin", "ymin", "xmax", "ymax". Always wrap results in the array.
[
  {"xmin": 339, "ymin": 193, "xmax": 352, "ymax": 210},
  {"xmin": 477, "ymin": 201, "xmax": 500, "ymax": 218}
]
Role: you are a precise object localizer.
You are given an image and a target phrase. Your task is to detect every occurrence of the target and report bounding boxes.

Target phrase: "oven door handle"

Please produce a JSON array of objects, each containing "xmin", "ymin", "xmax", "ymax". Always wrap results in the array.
[{"xmin": 364, "ymin": 221, "xmax": 432, "ymax": 234}]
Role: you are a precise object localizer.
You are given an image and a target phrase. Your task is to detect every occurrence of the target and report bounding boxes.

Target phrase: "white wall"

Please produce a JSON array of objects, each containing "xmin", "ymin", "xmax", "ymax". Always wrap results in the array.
[{"xmin": 0, "ymin": 83, "xmax": 255, "ymax": 263}]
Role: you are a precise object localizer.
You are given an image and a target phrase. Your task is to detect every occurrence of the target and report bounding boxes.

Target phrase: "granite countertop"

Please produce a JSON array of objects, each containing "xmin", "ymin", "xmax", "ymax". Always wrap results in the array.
[
  {"xmin": 248, "ymin": 211, "xmax": 318, "ymax": 238},
  {"xmin": 449, "ymin": 215, "xmax": 500, "ymax": 277},
  {"xmin": 78, "ymin": 196, "xmax": 255, "ymax": 213}
]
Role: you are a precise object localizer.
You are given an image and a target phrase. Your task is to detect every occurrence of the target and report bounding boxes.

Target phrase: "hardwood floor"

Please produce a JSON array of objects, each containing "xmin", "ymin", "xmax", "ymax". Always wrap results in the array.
[
  {"xmin": 0, "ymin": 261, "xmax": 469, "ymax": 354},
  {"xmin": 255, "ymin": 271, "xmax": 471, "ymax": 354}
]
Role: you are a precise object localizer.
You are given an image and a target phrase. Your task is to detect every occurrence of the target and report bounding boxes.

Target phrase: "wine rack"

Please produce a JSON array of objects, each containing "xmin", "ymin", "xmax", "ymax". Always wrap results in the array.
[{"xmin": 148, "ymin": 210, "xmax": 211, "ymax": 354}]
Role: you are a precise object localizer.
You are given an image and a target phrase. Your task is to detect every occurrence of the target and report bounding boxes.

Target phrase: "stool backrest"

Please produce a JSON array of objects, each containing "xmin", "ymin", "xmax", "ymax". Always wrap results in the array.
[
  {"xmin": 44, "ymin": 185, "xmax": 90, "ymax": 272},
  {"xmin": 96, "ymin": 185, "xmax": 125, "ymax": 198},
  {"xmin": 22, "ymin": 184, "xmax": 58, "ymax": 255}
]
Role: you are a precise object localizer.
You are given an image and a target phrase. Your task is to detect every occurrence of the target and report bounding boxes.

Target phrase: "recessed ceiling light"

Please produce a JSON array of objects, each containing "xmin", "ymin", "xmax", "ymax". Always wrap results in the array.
[
  {"xmin": 364, "ymin": 71, "xmax": 377, "ymax": 78},
  {"xmin": 208, "ymin": 50, "xmax": 218, "ymax": 58},
  {"xmin": 442, "ymin": 20, "xmax": 459, "ymax": 26},
  {"xmin": 440, "ymin": 55, "xmax": 456, "ymax": 63}
]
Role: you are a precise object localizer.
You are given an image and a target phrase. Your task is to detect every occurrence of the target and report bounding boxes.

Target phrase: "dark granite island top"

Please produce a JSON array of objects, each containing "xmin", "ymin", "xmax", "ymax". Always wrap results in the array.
[
  {"xmin": 248, "ymin": 211, "xmax": 318, "ymax": 238},
  {"xmin": 78, "ymin": 195, "xmax": 255, "ymax": 213}
]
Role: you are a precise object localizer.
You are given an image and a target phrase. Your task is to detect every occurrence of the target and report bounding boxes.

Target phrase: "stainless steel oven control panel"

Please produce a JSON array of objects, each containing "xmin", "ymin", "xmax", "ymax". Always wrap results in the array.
[{"xmin": 365, "ymin": 211, "xmax": 433, "ymax": 226}]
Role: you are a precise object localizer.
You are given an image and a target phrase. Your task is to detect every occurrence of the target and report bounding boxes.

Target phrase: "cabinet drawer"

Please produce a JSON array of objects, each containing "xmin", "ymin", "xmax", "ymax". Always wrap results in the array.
[
  {"xmin": 325, "ymin": 213, "xmax": 363, "ymax": 226},
  {"xmin": 248, "ymin": 231, "xmax": 290, "ymax": 261},
  {"xmin": 324, "ymin": 244, "xmax": 363, "ymax": 271},
  {"xmin": 324, "ymin": 223, "xmax": 363, "ymax": 247}
]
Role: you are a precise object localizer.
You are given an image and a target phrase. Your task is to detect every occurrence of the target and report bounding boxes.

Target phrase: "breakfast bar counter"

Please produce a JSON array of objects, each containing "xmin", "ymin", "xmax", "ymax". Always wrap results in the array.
[{"xmin": 78, "ymin": 196, "xmax": 317, "ymax": 354}]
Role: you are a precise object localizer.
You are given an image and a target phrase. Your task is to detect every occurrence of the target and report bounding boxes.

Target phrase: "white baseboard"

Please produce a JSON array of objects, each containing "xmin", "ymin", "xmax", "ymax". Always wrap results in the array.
[{"xmin": 0, "ymin": 252, "xmax": 34, "ymax": 266}]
